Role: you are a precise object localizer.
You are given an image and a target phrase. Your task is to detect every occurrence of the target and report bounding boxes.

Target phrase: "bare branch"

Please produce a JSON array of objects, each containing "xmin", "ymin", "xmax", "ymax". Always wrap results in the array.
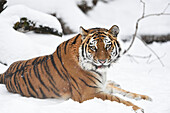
[
  {"xmin": 148, "ymin": 53, "xmax": 166, "ymax": 65},
  {"xmin": 137, "ymin": 36, "xmax": 165, "ymax": 67},
  {"xmin": 162, "ymin": 3, "xmax": 170, "ymax": 13},
  {"xmin": 126, "ymin": 54, "xmax": 151, "ymax": 59},
  {"xmin": 126, "ymin": 54, "xmax": 151, "ymax": 64},
  {"xmin": 123, "ymin": 1, "xmax": 170, "ymax": 55},
  {"xmin": 140, "ymin": 0, "xmax": 145, "ymax": 17},
  {"xmin": 0, "ymin": 61, "xmax": 7, "ymax": 66}
]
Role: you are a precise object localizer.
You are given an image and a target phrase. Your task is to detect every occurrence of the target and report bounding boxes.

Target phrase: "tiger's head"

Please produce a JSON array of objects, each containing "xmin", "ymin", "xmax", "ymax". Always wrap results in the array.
[{"xmin": 79, "ymin": 25, "xmax": 121, "ymax": 72}]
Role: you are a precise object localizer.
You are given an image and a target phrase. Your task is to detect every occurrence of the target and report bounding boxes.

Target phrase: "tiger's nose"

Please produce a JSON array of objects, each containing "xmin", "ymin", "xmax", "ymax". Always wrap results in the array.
[{"xmin": 98, "ymin": 59, "xmax": 106, "ymax": 64}]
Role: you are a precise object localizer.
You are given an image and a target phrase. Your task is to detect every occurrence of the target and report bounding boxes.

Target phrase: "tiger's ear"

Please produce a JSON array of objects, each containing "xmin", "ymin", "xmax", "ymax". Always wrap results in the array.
[
  {"xmin": 79, "ymin": 26, "xmax": 88, "ymax": 40},
  {"xmin": 108, "ymin": 25, "xmax": 119, "ymax": 37}
]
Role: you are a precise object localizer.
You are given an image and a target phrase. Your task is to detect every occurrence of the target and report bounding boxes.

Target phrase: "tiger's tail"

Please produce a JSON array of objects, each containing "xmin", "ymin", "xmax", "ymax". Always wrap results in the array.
[{"xmin": 0, "ymin": 73, "xmax": 5, "ymax": 84}]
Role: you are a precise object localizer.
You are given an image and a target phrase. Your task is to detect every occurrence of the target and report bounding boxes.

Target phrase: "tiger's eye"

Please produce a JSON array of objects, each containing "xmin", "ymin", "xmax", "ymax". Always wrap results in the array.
[
  {"xmin": 106, "ymin": 44, "xmax": 112, "ymax": 49},
  {"xmin": 89, "ymin": 46, "xmax": 96, "ymax": 51}
]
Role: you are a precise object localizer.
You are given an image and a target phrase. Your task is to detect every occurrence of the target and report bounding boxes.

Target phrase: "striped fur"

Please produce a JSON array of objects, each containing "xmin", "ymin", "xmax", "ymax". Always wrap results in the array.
[{"xmin": 0, "ymin": 25, "xmax": 151, "ymax": 112}]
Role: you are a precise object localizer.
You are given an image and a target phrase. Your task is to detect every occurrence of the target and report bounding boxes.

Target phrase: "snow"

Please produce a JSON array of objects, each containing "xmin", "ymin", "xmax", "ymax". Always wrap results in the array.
[
  {"xmin": 0, "ymin": 5, "xmax": 62, "ymax": 65},
  {"xmin": 88, "ymin": 0, "xmax": 170, "ymax": 35},
  {"xmin": 0, "ymin": 0, "xmax": 170, "ymax": 113},
  {"xmin": 0, "ymin": 5, "xmax": 62, "ymax": 33}
]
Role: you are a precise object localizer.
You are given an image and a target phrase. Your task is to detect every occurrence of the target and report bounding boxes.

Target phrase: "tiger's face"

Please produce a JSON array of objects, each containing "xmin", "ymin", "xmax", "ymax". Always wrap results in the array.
[{"xmin": 79, "ymin": 25, "xmax": 121, "ymax": 71}]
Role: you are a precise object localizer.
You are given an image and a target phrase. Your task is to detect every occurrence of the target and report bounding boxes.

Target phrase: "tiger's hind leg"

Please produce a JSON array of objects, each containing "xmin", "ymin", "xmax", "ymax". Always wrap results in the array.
[
  {"xmin": 95, "ymin": 92, "xmax": 144, "ymax": 113},
  {"xmin": 105, "ymin": 80, "xmax": 152, "ymax": 101}
]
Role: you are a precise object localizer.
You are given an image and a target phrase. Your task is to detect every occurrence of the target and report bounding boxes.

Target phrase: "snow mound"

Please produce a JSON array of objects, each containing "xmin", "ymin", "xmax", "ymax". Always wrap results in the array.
[
  {"xmin": 0, "ymin": 5, "xmax": 62, "ymax": 33},
  {"xmin": 0, "ymin": 5, "xmax": 62, "ymax": 65}
]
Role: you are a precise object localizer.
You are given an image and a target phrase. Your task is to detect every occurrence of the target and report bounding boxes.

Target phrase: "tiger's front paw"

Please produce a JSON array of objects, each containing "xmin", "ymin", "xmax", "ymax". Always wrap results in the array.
[
  {"xmin": 140, "ymin": 95, "xmax": 152, "ymax": 101},
  {"xmin": 126, "ymin": 93, "xmax": 152, "ymax": 101}
]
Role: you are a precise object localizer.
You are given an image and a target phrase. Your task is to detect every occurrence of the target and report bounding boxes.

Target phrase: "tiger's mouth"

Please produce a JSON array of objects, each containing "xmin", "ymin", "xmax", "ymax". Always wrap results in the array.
[{"xmin": 94, "ymin": 64, "xmax": 111, "ymax": 69}]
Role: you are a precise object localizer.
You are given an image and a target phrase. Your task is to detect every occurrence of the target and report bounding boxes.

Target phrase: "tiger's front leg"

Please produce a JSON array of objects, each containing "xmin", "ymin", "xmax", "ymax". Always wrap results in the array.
[
  {"xmin": 95, "ymin": 92, "xmax": 144, "ymax": 113},
  {"xmin": 105, "ymin": 80, "xmax": 152, "ymax": 101}
]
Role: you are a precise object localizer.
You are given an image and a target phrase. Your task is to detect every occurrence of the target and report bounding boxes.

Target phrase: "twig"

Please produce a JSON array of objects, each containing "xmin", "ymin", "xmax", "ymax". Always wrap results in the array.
[
  {"xmin": 137, "ymin": 36, "xmax": 165, "ymax": 66},
  {"xmin": 126, "ymin": 54, "xmax": 152, "ymax": 64},
  {"xmin": 140, "ymin": 0, "xmax": 145, "ymax": 17},
  {"xmin": 148, "ymin": 53, "xmax": 166, "ymax": 64},
  {"xmin": 123, "ymin": 1, "xmax": 170, "ymax": 55},
  {"xmin": 126, "ymin": 54, "xmax": 151, "ymax": 59},
  {"xmin": 0, "ymin": 61, "xmax": 7, "ymax": 66}
]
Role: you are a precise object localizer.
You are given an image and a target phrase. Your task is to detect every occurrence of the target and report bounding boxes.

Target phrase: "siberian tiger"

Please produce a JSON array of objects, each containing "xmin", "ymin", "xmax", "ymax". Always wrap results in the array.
[{"xmin": 0, "ymin": 25, "xmax": 151, "ymax": 112}]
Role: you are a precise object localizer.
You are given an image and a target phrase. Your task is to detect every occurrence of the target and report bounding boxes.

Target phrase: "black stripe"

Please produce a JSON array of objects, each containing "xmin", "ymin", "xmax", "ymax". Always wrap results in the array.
[
  {"xmin": 72, "ymin": 34, "xmax": 80, "ymax": 44},
  {"xmin": 116, "ymin": 41, "xmax": 121, "ymax": 52},
  {"xmin": 22, "ymin": 75, "xmax": 34, "ymax": 97},
  {"xmin": 92, "ymin": 33, "xmax": 97, "ymax": 37},
  {"xmin": 39, "ymin": 88, "xmax": 46, "ymax": 98},
  {"xmin": 51, "ymin": 88, "xmax": 61, "ymax": 97},
  {"xmin": 11, "ymin": 63, "xmax": 18, "ymax": 72},
  {"xmin": 8, "ymin": 80, "xmax": 16, "ymax": 93},
  {"xmin": 8, "ymin": 79, "xmax": 16, "ymax": 93},
  {"xmin": 86, "ymin": 73, "xmax": 102, "ymax": 84},
  {"xmin": 56, "ymin": 46, "xmax": 73, "ymax": 97},
  {"xmin": 43, "ymin": 62, "xmax": 60, "ymax": 92},
  {"xmin": 60, "ymin": 69, "xmax": 69, "ymax": 82},
  {"xmin": 13, "ymin": 71, "xmax": 23, "ymax": 95},
  {"xmin": 33, "ymin": 65, "xmax": 50, "ymax": 91},
  {"xmin": 64, "ymin": 40, "xmax": 69, "ymax": 54},
  {"xmin": 40, "ymin": 57, "xmax": 58, "ymax": 91},
  {"xmin": 41, "ymin": 58, "xmax": 60, "ymax": 91},
  {"xmin": 41, "ymin": 57, "xmax": 60, "ymax": 92},
  {"xmin": 115, "ymin": 96, "xmax": 120, "ymax": 103},
  {"xmin": 98, "ymin": 32, "xmax": 107, "ymax": 35},
  {"xmin": 13, "ymin": 73, "xmax": 19, "ymax": 91},
  {"xmin": 86, "ymin": 38, "xmax": 91, "ymax": 44},
  {"xmin": 6, "ymin": 63, "xmax": 14, "ymax": 73},
  {"xmin": 71, "ymin": 76, "xmax": 80, "ymax": 89},
  {"xmin": 16, "ymin": 79, "xmax": 24, "ymax": 96},
  {"xmin": 27, "ymin": 70, "xmax": 39, "ymax": 97},
  {"xmin": 6, "ymin": 62, "xmax": 22, "ymax": 78},
  {"xmin": 81, "ymin": 43, "xmax": 85, "ymax": 57},
  {"xmin": 50, "ymin": 54, "xmax": 66, "ymax": 81},
  {"xmin": 7, "ymin": 80, "xmax": 12, "ymax": 92},
  {"xmin": 84, "ymin": 44, "xmax": 88, "ymax": 58},
  {"xmin": 43, "ymin": 56, "xmax": 56, "ymax": 83},
  {"xmin": 114, "ymin": 42, "xmax": 118, "ymax": 55},
  {"xmin": 86, "ymin": 76, "xmax": 97, "ymax": 85},
  {"xmin": 15, "ymin": 62, "xmax": 22, "ymax": 71},
  {"xmin": 71, "ymin": 84, "xmax": 82, "ymax": 97},
  {"xmin": 56, "ymin": 46, "xmax": 69, "ymax": 80},
  {"xmin": 56, "ymin": 46, "xmax": 62, "ymax": 61},
  {"xmin": 79, "ymin": 78, "xmax": 98, "ymax": 88},
  {"xmin": 0, "ymin": 74, "xmax": 3, "ymax": 83},
  {"xmin": 32, "ymin": 57, "xmax": 40, "ymax": 65}
]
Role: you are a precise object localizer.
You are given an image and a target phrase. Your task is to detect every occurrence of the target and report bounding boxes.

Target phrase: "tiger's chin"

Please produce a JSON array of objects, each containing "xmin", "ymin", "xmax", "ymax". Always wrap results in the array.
[
  {"xmin": 80, "ymin": 61, "xmax": 111, "ymax": 72},
  {"xmin": 94, "ymin": 64, "xmax": 110, "ymax": 70}
]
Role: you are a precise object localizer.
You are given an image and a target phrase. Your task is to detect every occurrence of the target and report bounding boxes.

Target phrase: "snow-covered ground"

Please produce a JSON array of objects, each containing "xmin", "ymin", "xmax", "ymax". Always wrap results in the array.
[{"xmin": 0, "ymin": 0, "xmax": 170, "ymax": 113}]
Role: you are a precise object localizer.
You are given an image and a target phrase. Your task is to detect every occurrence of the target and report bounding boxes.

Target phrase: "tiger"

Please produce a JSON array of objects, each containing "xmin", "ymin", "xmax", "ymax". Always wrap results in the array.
[{"xmin": 0, "ymin": 25, "xmax": 152, "ymax": 113}]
